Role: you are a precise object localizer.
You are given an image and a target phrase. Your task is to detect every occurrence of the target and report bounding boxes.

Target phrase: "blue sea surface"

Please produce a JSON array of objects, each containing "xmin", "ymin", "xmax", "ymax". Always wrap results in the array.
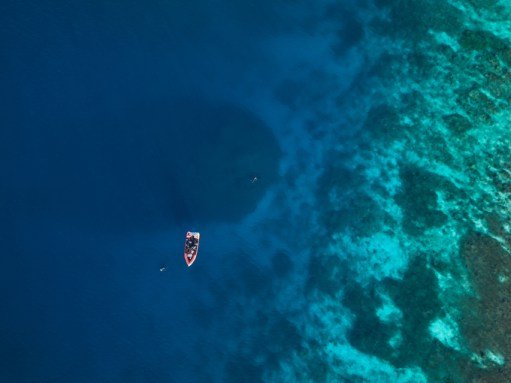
[
  {"xmin": 4, "ymin": 0, "xmax": 507, "ymax": 382},
  {"xmin": 0, "ymin": 2, "xmax": 318, "ymax": 382}
]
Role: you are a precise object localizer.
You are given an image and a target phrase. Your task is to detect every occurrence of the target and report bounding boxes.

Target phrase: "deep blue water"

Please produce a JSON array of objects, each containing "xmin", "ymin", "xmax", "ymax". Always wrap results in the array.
[{"xmin": 0, "ymin": 2, "xmax": 310, "ymax": 382}]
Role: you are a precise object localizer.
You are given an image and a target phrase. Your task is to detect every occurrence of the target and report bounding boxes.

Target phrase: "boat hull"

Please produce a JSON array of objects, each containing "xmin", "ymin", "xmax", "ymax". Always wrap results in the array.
[{"xmin": 184, "ymin": 231, "xmax": 200, "ymax": 267}]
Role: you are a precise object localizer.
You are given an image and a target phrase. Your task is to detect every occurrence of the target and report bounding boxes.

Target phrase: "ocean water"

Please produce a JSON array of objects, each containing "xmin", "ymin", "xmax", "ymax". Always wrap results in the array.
[{"xmin": 3, "ymin": 0, "xmax": 511, "ymax": 382}]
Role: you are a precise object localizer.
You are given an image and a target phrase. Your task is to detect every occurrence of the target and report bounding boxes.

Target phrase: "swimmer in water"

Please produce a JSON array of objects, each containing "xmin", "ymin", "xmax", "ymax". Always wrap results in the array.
[
  {"xmin": 160, "ymin": 266, "xmax": 167, "ymax": 272},
  {"xmin": 251, "ymin": 176, "xmax": 258, "ymax": 183}
]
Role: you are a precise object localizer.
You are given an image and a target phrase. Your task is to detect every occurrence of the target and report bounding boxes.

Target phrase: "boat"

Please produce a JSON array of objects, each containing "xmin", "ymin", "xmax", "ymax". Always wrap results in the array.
[{"xmin": 184, "ymin": 231, "xmax": 200, "ymax": 267}]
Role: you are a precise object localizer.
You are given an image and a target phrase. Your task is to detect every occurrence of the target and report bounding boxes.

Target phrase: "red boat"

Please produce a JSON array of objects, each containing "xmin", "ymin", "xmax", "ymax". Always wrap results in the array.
[{"xmin": 184, "ymin": 232, "xmax": 200, "ymax": 267}]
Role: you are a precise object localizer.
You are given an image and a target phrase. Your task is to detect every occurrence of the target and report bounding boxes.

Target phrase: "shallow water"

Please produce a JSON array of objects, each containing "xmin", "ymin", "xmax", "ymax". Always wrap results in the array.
[{"xmin": 2, "ymin": 1, "xmax": 511, "ymax": 382}]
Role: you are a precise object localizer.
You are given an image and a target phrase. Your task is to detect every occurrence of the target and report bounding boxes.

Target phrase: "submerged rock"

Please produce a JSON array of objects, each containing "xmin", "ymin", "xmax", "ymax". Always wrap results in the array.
[
  {"xmin": 459, "ymin": 29, "xmax": 508, "ymax": 52},
  {"xmin": 363, "ymin": 104, "xmax": 401, "ymax": 140},
  {"xmin": 395, "ymin": 165, "xmax": 452, "ymax": 235},
  {"xmin": 442, "ymin": 113, "xmax": 472, "ymax": 134},
  {"xmin": 459, "ymin": 232, "xmax": 511, "ymax": 380}
]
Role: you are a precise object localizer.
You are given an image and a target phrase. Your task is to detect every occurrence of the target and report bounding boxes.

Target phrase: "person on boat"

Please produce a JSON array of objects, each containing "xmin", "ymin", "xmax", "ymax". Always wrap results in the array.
[{"xmin": 187, "ymin": 235, "xmax": 197, "ymax": 250}]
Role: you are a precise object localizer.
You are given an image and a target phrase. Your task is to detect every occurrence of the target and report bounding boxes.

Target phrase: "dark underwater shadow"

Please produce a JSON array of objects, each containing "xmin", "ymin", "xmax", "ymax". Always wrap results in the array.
[{"xmin": 5, "ymin": 97, "xmax": 281, "ymax": 236}]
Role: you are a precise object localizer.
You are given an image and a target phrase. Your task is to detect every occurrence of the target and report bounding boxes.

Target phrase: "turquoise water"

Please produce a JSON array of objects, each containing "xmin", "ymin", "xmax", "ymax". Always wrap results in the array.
[{"xmin": 2, "ymin": 0, "xmax": 511, "ymax": 382}]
